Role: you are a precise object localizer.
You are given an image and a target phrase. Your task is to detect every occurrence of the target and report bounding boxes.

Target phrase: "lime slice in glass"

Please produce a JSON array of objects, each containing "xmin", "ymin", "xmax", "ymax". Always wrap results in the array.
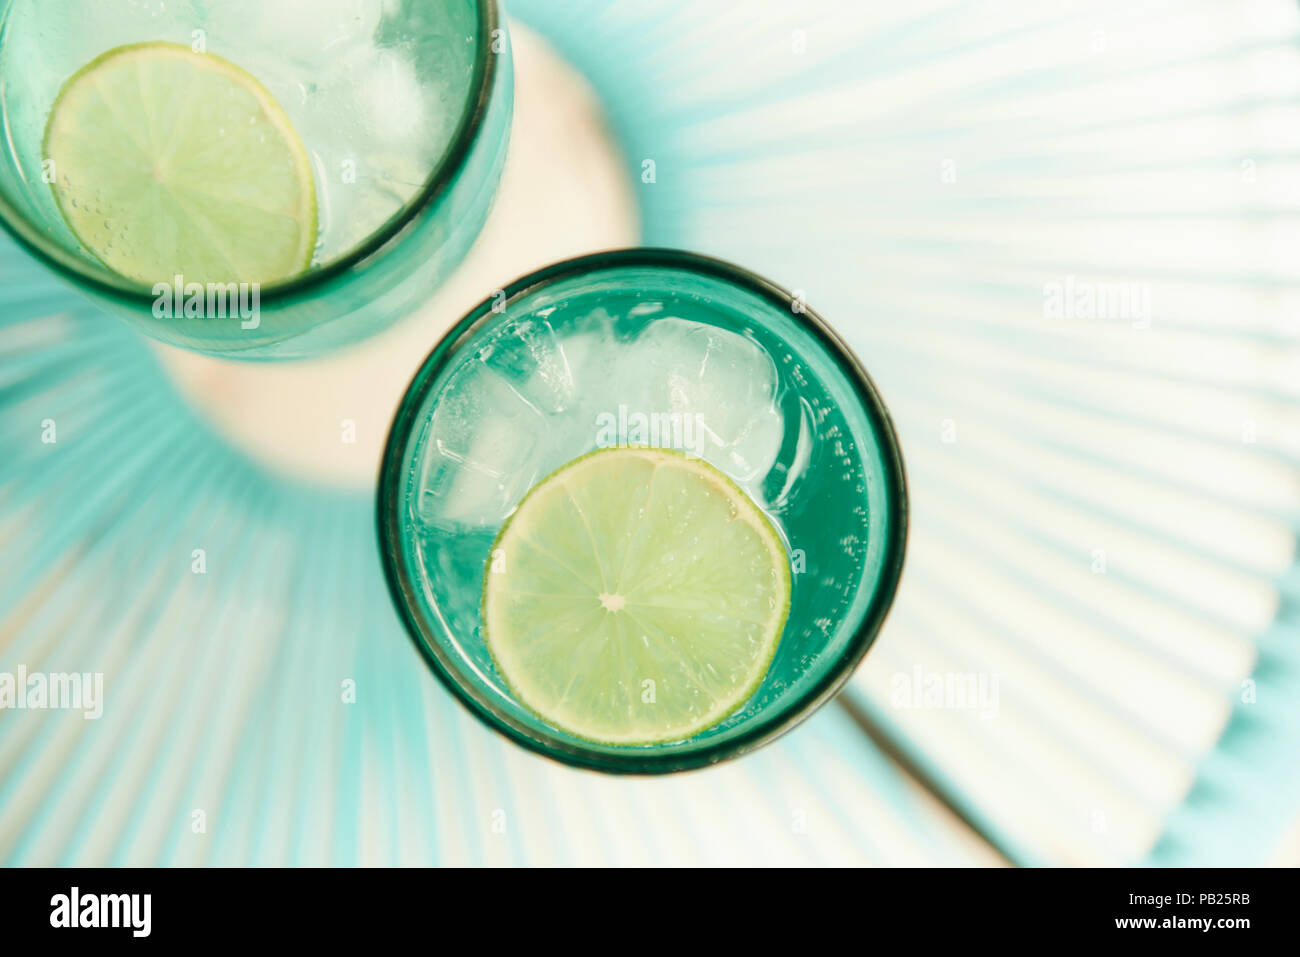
[
  {"xmin": 483, "ymin": 447, "xmax": 791, "ymax": 745},
  {"xmin": 43, "ymin": 41, "xmax": 317, "ymax": 286}
]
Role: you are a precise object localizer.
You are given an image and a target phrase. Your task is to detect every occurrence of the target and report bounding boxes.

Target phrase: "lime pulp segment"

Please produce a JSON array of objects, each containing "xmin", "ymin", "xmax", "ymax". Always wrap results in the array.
[
  {"xmin": 43, "ymin": 42, "xmax": 318, "ymax": 286},
  {"xmin": 482, "ymin": 447, "xmax": 792, "ymax": 746}
]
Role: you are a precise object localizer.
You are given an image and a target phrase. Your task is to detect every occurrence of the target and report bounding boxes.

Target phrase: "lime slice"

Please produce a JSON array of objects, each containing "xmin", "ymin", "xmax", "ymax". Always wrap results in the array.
[
  {"xmin": 483, "ymin": 447, "xmax": 791, "ymax": 745},
  {"xmin": 43, "ymin": 42, "xmax": 317, "ymax": 286}
]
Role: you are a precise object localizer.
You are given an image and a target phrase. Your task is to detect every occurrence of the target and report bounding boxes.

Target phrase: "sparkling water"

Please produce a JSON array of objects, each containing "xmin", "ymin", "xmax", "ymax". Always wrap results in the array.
[
  {"xmin": 384, "ymin": 258, "xmax": 904, "ymax": 765},
  {"xmin": 0, "ymin": 0, "xmax": 475, "ymax": 268},
  {"xmin": 403, "ymin": 281, "xmax": 869, "ymax": 711}
]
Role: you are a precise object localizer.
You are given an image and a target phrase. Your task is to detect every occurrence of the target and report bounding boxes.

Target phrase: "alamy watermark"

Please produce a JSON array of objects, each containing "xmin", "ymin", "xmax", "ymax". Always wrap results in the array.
[
  {"xmin": 595, "ymin": 404, "xmax": 711, "ymax": 456},
  {"xmin": 890, "ymin": 666, "xmax": 999, "ymax": 720},
  {"xmin": 152, "ymin": 274, "xmax": 260, "ymax": 329},
  {"xmin": 1043, "ymin": 274, "xmax": 1151, "ymax": 328},
  {"xmin": 50, "ymin": 887, "xmax": 150, "ymax": 937},
  {"xmin": 0, "ymin": 665, "xmax": 103, "ymax": 720}
]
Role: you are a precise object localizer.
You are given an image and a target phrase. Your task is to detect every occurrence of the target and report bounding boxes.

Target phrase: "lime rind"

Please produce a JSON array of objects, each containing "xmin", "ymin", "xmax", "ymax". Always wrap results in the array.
[
  {"xmin": 482, "ymin": 447, "xmax": 791, "ymax": 746},
  {"xmin": 43, "ymin": 41, "xmax": 317, "ymax": 286}
]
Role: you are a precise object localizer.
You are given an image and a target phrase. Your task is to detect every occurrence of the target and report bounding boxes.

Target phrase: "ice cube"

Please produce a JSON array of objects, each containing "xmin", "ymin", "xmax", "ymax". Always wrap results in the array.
[
  {"xmin": 416, "ymin": 358, "xmax": 545, "ymax": 529},
  {"xmin": 219, "ymin": 0, "xmax": 382, "ymax": 62},
  {"xmin": 481, "ymin": 315, "xmax": 579, "ymax": 415},
  {"xmin": 633, "ymin": 318, "xmax": 784, "ymax": 481}
]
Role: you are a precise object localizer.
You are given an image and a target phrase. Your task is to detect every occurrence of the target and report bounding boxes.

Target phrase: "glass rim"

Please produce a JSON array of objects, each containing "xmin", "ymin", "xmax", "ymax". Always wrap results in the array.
[
  {"xmin": 377, "ymin": 247, "xmax": 910, "ymax": 774},
  {"xmin": 0, "ymin": 0, "xmax": 500, "ymax": 307}
]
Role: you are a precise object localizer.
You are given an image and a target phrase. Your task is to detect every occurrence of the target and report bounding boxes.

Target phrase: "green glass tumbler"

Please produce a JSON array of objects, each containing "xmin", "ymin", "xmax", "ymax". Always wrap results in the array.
[
  {"xmin": 0, "ymin": 0, "xmax": 512, "ymax": 358},
  {"xmin": 379, "ymin": 250, "xmax": 908, "ymax": 773}
]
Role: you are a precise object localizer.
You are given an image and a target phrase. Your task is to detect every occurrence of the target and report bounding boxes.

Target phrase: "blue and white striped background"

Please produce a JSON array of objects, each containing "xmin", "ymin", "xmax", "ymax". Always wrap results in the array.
[{"xmin": 2, "ymin": 0, "xmax": 1298, "ymax": 865}]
